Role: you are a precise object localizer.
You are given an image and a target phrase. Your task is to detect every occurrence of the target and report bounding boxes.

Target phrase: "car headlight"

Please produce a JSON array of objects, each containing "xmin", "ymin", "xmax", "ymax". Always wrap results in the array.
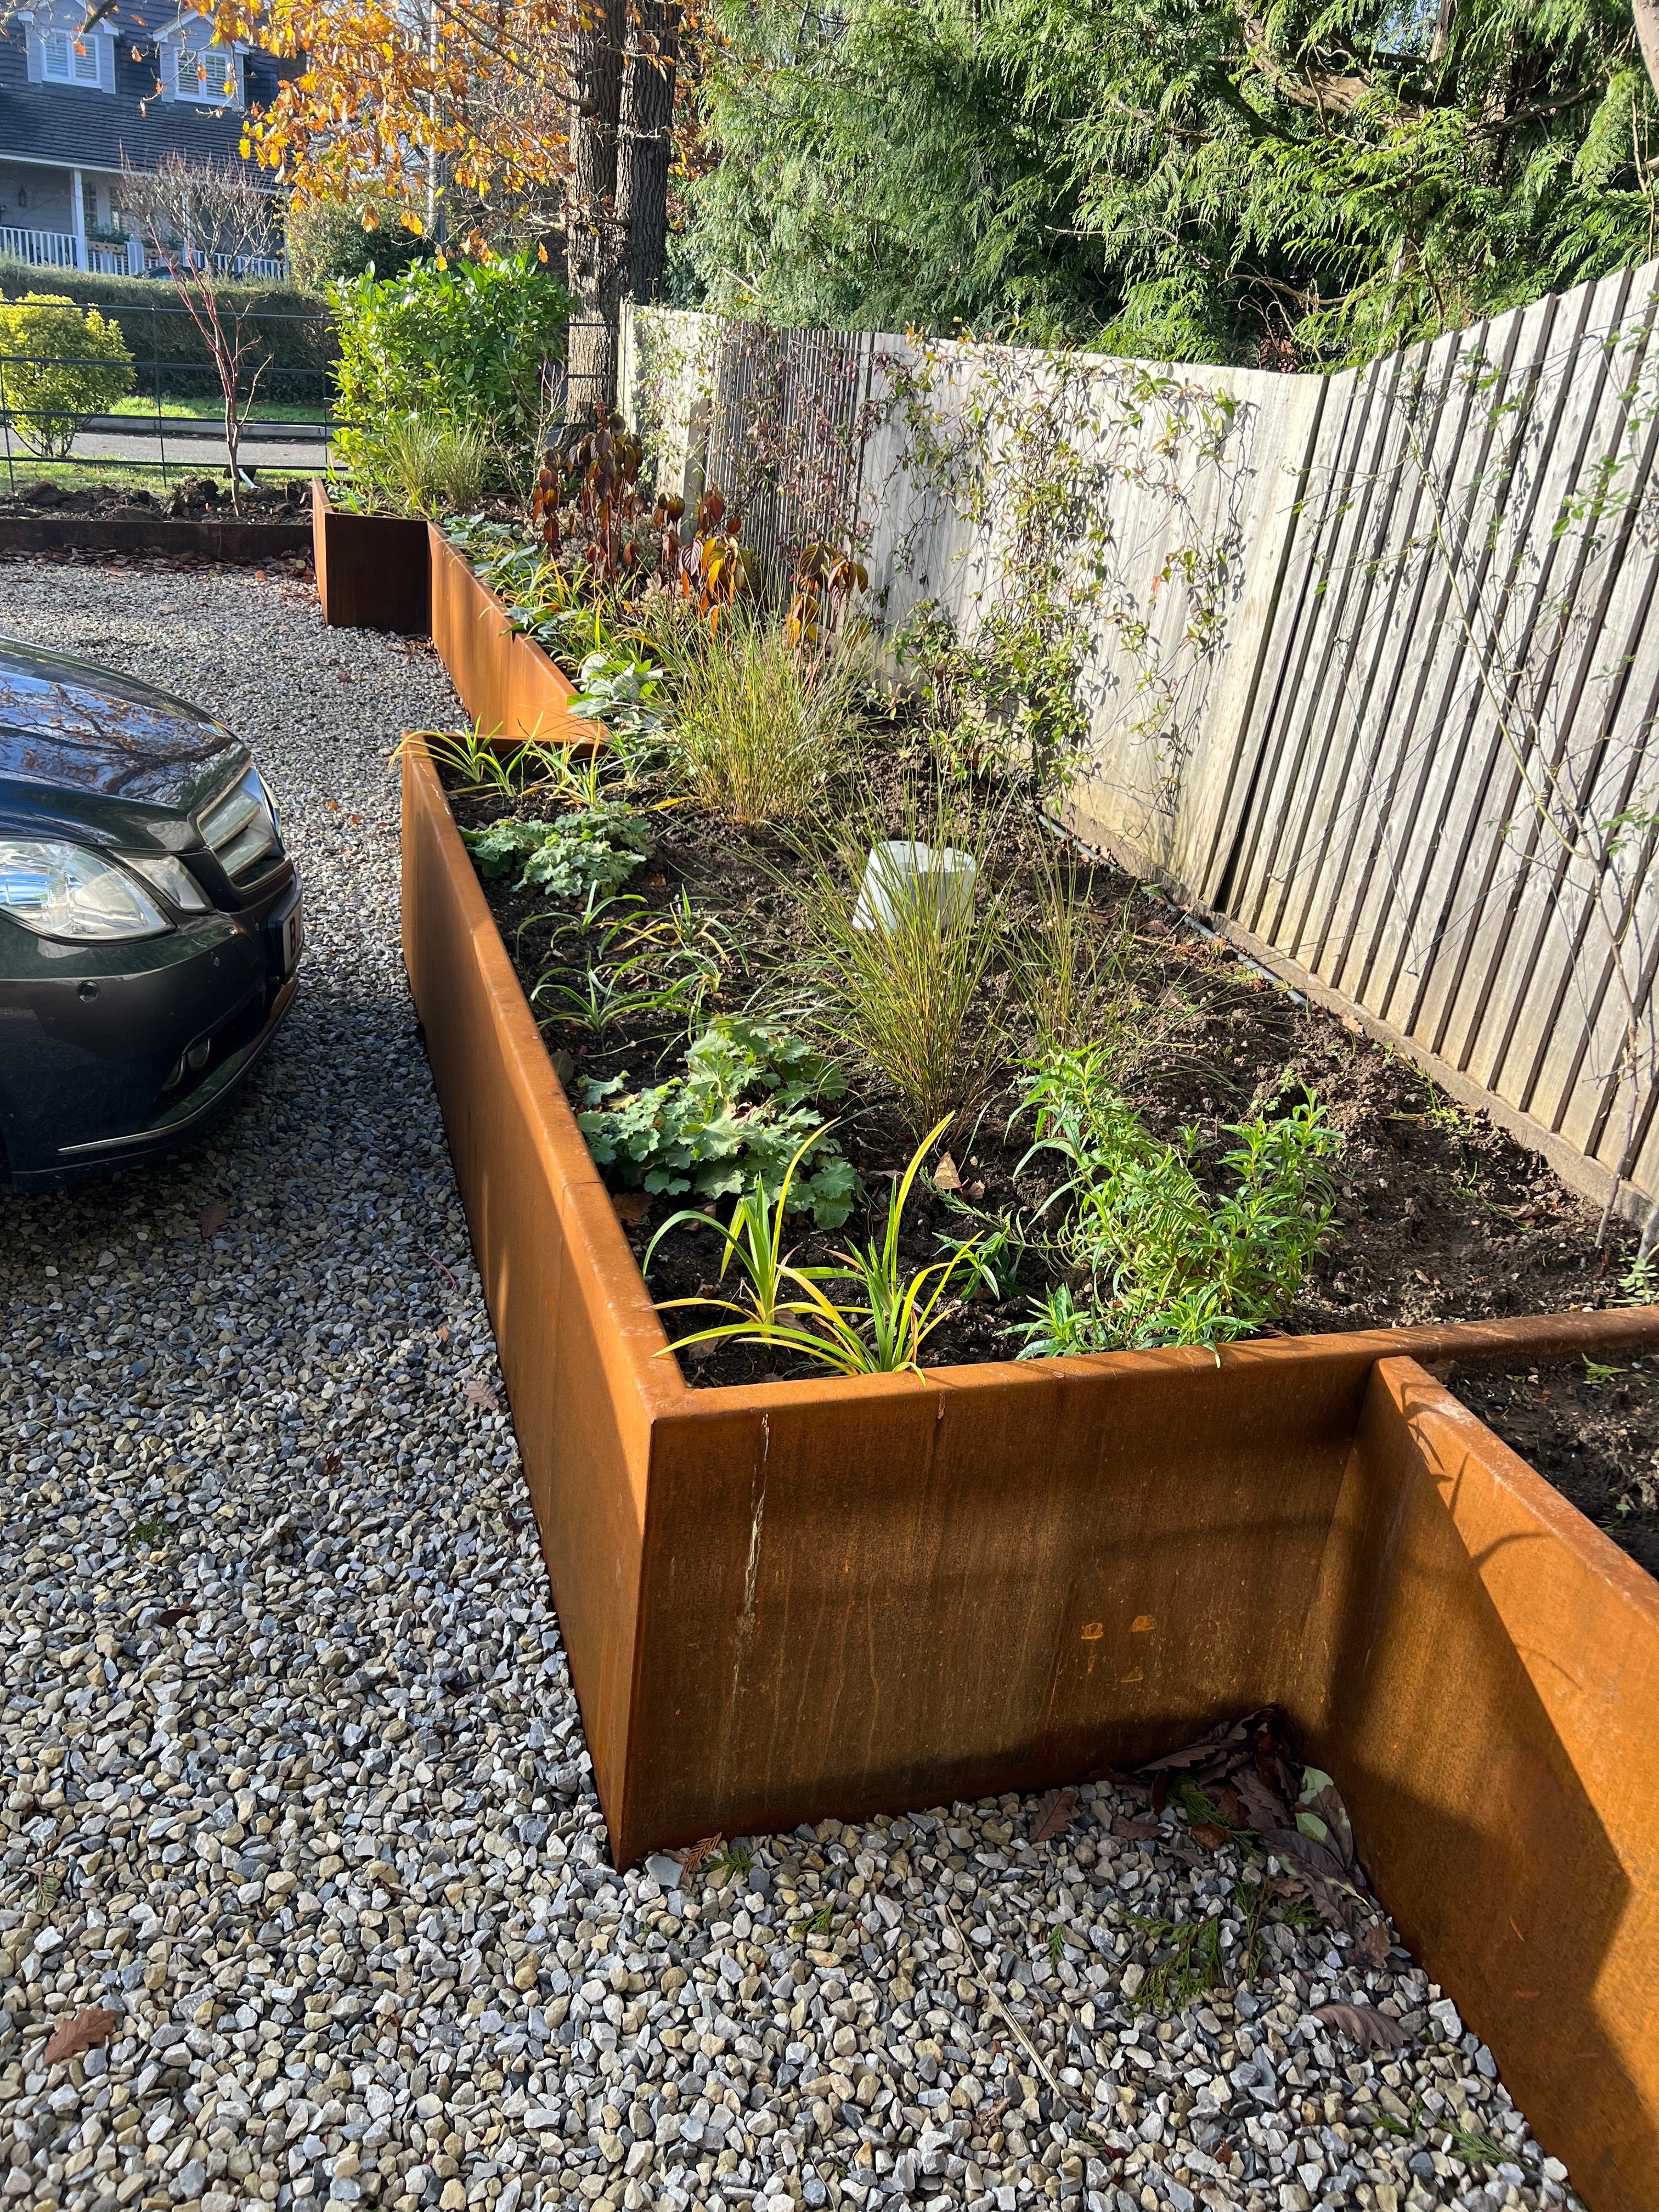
[
  {"xmin": 200, "ymin": 764, "xmax": 281, "ymax": 880},
  {"xmin": 125, "ymin": 853, "xmax": 210, "ymax": 913},
  {"xmin": 0, "ymin": 839, "xmax": 170, "ymax": 941}
]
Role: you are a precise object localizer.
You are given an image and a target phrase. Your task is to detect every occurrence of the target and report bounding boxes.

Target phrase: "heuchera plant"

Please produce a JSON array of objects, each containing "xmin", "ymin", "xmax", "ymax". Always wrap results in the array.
[
  {"xmin": 576, "ymin": 1015, "xmax": 861, "ymax": 1226},
  {"xmin": 460, "ymin": 804, "xmax": 653, "ymax": 898}
]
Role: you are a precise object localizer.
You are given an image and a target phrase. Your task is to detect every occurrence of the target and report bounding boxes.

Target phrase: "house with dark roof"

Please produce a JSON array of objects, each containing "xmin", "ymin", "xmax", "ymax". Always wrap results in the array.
[{"xmin": 0, "ymin": 1, "xmax": 292, "ymax": 275}]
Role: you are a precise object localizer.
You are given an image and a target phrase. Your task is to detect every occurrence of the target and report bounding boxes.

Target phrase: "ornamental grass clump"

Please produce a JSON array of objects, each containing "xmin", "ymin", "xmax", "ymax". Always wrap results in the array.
[
  {"xmin": 791, "ymin": 789, "xmax": 1013, "ymax": 1138},
  {"xmin": 669, "ymin": 614, "xmax": 861, "ymax": 823},
  {"xmin": 1010, "ymin": 848, "xmax": 1142, "ymax": 1063},
  {"xmin": 370, "ymin": 415, "xmax": 495, "ymax": 518}
]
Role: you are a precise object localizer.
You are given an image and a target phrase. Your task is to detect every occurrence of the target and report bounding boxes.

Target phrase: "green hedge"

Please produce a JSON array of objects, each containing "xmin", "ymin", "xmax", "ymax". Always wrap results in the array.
[{"xmin": 0, "ymin": 260, "xmax": 335, "ymax": 379}]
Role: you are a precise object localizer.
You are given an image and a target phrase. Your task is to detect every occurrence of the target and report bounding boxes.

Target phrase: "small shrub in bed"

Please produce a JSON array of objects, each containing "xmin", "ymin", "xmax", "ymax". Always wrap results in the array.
[
  {"xmin": 1015, "ymin": 1046, "xmax": 1343, "ymax": 1353},
  {"xmin": 331, "ymin": 253, "xmax": 568, "ymax": 496},
  {"xmin": 0, "ymin": 295, "xmax": 133, "ymax": 459}
]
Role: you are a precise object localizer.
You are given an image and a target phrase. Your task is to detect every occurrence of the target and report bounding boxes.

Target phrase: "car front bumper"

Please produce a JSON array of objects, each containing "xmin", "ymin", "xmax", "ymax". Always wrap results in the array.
[{"xmin": 0, "ymin": 871, "xmax": 302, "ymax": 1187}]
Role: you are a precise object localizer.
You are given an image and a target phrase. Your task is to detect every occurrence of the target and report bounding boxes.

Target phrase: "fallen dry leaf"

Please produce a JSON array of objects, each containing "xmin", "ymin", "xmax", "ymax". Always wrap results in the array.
[
  {"xmin": 1354, "ymin": 1917, "xmax": 1392, "ymax": 1968},
  {"xmin": 932, "ymin": 1153, "xmax": 964, "ymax": 1193},
  {"xmin": 1030, "ymin": 1786, "xmax": 1078, "ymax": 1843},
  {"xmin": 156, "ymin": 1604, "xmax": 194, "ymax": 1630},
  {"xmin": 44, "ymin": 2007, "xmax": 120, "ymax": 2064},
  {"xmin": 676, "ymin": 1833, "xmax": 723, "ymax": 1880},
  {"xmin": 197, "ymin": 1200, "xmax": 228, "ymax": 1238},
  {"xmin": 1313, "ymin": 2002, "xmax": 1409, "ymax": 2055},
  {"xmin": 321, "ymin": 1451, "xmax": 341, "ymax": 1477},
  {"xmin": 611, "ymin": 1192, "xmax": 651, "ymax": 1226},
  {"xmin": 1190, "ymin": 1821, "xmax": 1229, "ymax": 1852},
  {"xmin": 465, "ymin": 1377, "xmax": 501, "ymax": 1414},
  {"xmin": 1112, "ymin": 1816, "xmax": 1161, "ymax": 1841}
]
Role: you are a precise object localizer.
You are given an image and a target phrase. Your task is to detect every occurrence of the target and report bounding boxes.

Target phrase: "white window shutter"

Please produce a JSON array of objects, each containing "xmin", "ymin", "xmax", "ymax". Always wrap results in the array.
[
  {"xmin": 24, "ymin": 27, "xmax": 42, "ymax": 82},
  {"xmin": 159, "ymin": 38, "xmax": 177, "ymax": 98},
  {"xmin": 98, "ymin": 30, "xmax": 113, "ymax": 91}
]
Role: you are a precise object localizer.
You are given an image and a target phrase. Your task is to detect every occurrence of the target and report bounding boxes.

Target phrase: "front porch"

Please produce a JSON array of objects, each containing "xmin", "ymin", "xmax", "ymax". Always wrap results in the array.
[{"xmin": 0, "ymin": 162, "xmax": 284, "ymax": 279}]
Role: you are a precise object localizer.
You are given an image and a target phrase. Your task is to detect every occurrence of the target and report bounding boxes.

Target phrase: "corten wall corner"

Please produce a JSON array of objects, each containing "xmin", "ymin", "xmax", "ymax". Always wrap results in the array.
[{"xmin": 1292, "ymin": 1356, "xmax": 1659, "ymax": 2211}]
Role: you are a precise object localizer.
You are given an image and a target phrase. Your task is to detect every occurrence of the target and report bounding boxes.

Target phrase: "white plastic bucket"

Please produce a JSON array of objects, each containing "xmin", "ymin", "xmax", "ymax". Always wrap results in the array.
[{"xmin": 852, "ymin": 840, "xmax": 978, "ymax": 933}]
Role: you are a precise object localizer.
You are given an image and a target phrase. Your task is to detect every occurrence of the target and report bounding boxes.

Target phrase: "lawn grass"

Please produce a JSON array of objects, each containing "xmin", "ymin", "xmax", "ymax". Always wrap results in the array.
[{"xmin": 104, "ymin": 396, "xmax": 330, "ymax": 424}]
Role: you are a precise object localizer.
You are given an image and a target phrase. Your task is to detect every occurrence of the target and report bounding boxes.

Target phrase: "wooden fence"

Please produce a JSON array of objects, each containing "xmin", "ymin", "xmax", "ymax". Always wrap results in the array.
[{"xmin": 619, "ymin": 264, "xmax": 1659, "ymax": 1221}]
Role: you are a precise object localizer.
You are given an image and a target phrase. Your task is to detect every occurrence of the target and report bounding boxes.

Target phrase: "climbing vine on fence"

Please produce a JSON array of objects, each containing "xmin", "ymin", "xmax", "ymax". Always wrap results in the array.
[
  {"xmin": 627, "ymin": 306, "xmax": 1259, "ymax": 818},
  {"xmin": 865, "ymin": 336, "xmax": 1255, "ymax": 808}
]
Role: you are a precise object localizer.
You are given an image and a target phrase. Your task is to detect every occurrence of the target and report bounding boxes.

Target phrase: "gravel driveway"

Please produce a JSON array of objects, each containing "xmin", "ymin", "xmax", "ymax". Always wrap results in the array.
[{"xmin": 0, "ymin": 563, "xmax": 1576, "ymax": 2212}]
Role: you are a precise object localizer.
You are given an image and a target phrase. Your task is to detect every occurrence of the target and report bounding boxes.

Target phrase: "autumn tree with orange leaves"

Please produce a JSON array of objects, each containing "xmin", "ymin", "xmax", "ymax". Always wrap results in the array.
[{"xmin": 188, "ymin": 0, "xmax": 685, "ymax": 408}]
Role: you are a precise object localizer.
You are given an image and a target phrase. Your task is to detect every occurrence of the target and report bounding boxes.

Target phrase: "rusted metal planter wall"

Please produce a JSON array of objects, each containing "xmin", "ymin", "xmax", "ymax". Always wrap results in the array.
[
  {"xmin": 0, "ymin": 514, "xmax": 311, "ymax": 562},
  {"xmin": 402, "ymin": 718, "xmax": 1659, "ymax": 2204},
  {"xmin": 1297, "ymin": 1358, "xmax": 1659, "ymax": 2208},
  {"xmin": 311, "ymin": 479, "xmax": 430, "ymax": 631},
  {"xmin": 427, "ymin": 525, "xmax": 598, "ymax": 743}
]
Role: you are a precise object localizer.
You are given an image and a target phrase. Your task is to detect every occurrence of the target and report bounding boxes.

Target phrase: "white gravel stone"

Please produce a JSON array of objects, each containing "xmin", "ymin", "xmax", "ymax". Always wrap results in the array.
[{"xmin": 0, "ymin": 562, "xmax": 1584, "ymax": 2212}]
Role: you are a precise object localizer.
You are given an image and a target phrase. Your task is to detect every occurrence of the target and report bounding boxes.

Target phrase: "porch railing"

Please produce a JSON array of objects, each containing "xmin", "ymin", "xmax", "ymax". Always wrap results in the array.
[{"xmin": 0, "ymin": 228, "xmax": 286, "ymax": 281}]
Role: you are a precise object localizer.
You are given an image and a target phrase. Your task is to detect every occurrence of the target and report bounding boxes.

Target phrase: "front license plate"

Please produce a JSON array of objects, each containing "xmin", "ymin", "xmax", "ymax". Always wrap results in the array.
[{"xmin": 274, "ymin": 891, "xmax": 304, "ymax": 978}]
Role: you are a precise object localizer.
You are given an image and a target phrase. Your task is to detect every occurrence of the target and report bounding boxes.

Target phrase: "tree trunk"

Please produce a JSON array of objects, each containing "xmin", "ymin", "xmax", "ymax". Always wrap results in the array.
[
  {"xmin": 1637, "ymin": 0, "xmax": 1659, "ymax": 109},
  {"xmin": 618, "ymin": 0, "xmax": 681, "ymax": 307},
  {"xmin": 566, "ymin": 0, "xmax": 626, "ymax": 417}
]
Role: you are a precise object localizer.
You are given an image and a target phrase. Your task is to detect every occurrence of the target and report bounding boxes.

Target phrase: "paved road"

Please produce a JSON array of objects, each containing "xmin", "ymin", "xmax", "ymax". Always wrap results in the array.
[{"xmin": 0, "ymin": 414, "xmax": 332, "ymax": 475}]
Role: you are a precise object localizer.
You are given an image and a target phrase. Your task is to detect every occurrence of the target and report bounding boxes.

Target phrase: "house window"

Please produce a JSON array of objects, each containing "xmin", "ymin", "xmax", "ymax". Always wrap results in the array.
[
  {"xmin": 173, "ymin": 34, "xmax": 241, "ymax": 104},
  {"xmin": 40, "ymin": 27, "xmax": 103, "ymax": 84}
]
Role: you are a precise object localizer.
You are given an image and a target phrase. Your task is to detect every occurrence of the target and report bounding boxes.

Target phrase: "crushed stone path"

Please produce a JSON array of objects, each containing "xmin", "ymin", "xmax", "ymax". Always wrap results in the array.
[{"xmin": 0, "ymin": 562, "xmax": 1577, "ymax": 2212}]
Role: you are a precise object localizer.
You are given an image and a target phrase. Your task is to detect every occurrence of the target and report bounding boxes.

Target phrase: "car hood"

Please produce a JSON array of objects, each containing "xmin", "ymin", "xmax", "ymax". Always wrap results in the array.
[{"xmin": 0, "ymin": 636, "xmax": 244, "ymax": 815}]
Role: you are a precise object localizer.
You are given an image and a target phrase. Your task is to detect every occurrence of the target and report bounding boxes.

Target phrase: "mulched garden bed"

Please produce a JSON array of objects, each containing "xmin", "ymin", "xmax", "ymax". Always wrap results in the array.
[
  {"xmin": 1452, "ymin": 1357, "xmax": 1659, "ymax": 1578},
  {"xmin": 442, "ymin": 735, "xmax": 1653, "ymax": 1409},
  {"xmin": 0, "ymin": 475, "xmax": 311, "ymax": 522}
]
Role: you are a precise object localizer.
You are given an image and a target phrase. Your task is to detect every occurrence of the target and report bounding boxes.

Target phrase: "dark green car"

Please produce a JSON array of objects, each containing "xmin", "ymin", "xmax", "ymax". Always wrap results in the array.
[{"xmin": 0, "ymin": 637, "xmax": 302, "ymax": 1189}]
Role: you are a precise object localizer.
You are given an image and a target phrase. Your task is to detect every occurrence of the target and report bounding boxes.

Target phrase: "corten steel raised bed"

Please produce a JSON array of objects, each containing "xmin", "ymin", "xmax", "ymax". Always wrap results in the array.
[
  {"xmin": 311, "ymin": 478, "xmax": 430, "ymax": 632},
  {"xmin": 0, "ymin": 513, "xmax": 311, "ymax": 563},
  {"xmin": 402, "ymin": 730, "xmax": 1659, "ymax": 2207},
  {"xmin": 427, "ymin": 523, "xmax": 601, "ymax": 744}
]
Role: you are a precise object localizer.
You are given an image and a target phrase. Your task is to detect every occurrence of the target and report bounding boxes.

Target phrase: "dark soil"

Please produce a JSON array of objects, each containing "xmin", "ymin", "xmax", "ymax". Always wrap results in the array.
[
  {"xmin": 445, "ymin": 732, "xmax": 1654, "ymax": 1415},
  {"xmin": 1452, "ymin": 1358, "xmax": 1659, "ymax": 1579},
  {"xmin": 0, "ymin": 476, "xmax": 311, "ymax": 522}
]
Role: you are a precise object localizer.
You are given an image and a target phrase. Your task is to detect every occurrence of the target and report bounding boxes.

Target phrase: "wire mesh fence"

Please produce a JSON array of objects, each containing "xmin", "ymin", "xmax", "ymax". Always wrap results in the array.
[{"xmin": 0, "ymin": 298, "xmax": 334, "ymax": 490}]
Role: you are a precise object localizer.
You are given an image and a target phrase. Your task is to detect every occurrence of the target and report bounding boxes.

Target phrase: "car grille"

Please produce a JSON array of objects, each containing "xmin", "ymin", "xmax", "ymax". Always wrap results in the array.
[{"xmin": 199, "ymin": 765, "xmax": 281, "ymax": 882}]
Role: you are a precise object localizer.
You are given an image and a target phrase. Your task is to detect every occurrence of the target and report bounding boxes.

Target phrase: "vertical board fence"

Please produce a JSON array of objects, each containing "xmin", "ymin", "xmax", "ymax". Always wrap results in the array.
[{"xmin": 620, "ymin": 268, "xmax": 1659, "ymax": 1221}]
